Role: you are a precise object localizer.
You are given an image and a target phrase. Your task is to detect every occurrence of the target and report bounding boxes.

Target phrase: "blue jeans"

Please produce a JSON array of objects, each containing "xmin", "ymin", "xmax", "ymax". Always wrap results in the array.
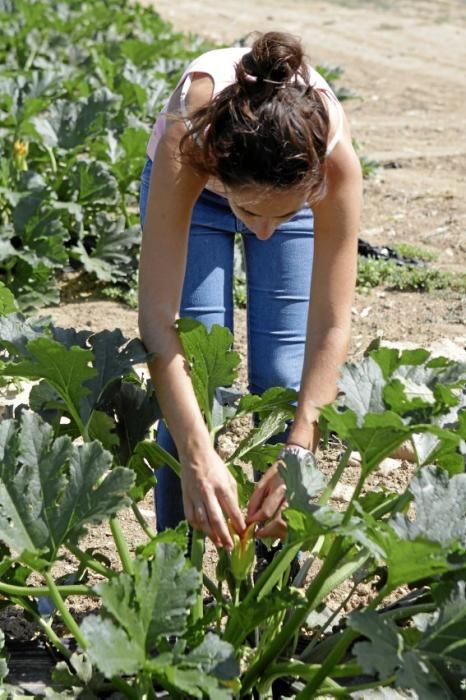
[{"xmin": 140, "ymin": 157, "xmax": 314, "ymax": 532}]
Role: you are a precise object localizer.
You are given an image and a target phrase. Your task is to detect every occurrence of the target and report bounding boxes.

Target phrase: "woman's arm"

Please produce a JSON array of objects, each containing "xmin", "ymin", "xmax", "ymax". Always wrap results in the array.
[
  {"xmin": 139, "ymin": 78, "xmax": 246, "ymax": 548},
  {"xmin": 288, "ymin": 112, "xmax": 362, "ymax": 449},
  {"xmin": 247, "ymin": 112, "xmax": 362, "ymax": 536}
]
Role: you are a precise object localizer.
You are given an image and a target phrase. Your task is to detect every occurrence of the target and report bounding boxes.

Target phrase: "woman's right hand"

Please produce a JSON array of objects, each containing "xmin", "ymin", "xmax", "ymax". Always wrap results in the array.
[{"xmin": 180, "ymin": 447, "xmax": 246, "ymax": 550}]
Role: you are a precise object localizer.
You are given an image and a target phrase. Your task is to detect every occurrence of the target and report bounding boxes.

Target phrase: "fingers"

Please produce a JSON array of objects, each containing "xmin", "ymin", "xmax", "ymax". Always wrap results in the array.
[
  {"xmin": 184, "ymin": 487, "xmax": 237, "ymax": 551},
  {"xmin": 247, "ymin": 478, "xmax": 286, "ymax": 523},
  {"xmin": 204, "ymin": 495, "xmax": 235, "ymax": 550},
  {"xmin": 246, "ymin": 482, "xmax": 267, "ymax": 522},
  {"xmin": 218, "ymin": 486, "xmax": 246, "ymax": 536},
  {"xmin": 256, "ymin": 513, "xmax": 288, "ymax": 540}
]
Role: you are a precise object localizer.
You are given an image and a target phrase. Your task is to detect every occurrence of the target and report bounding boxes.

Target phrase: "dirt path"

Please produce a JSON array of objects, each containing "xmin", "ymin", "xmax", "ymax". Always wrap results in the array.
[{"xmin": 144, "ymin": 0, "xmax": 466, "ymax": 272}]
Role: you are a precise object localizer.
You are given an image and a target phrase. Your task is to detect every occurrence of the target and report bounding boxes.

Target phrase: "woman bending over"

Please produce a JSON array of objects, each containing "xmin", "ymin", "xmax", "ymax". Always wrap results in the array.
[{"xmin": 138, "ymin": 31, "xmax": 362, "ymax": 550}]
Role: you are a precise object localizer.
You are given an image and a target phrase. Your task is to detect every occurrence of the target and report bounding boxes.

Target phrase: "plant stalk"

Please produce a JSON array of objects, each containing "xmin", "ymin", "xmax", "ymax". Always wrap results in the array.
[
  {"xmin": 131, "ymin": 503, "xmax": 156, "ymax": 539},
  {"xmin": 296, "ymin": 628, "xmax": 358, "ymax": 699},
  {"xmin": 43, "ymin": 571, "xmax": 87, "ymax": 650},
  {"xmin": 111, "ymin": 675, "xmax": 140, "ymax": 700},
  {"xmin": 297, "ymin": 588, "xmax": 387, "ymax": 698},
  {"xmin": 0, "ymin": 581, "xmax": 94, "ymax": 598},
  {"xmin": 240, "ymin": 538, "xmax": 343, "ymax": 695},
  {"xmin": 67, "ymin": 544, "xmax": 116, "ymax": 578},
  {"xmin": 9, "ymin": 595, "xmax": 71, "ymax": 660},
  {"xmin": 191, "ymin": 528, "xmax": 204, "ymax": 622},
  {"xmin": 110, "ymin": 517, "xmax": 134, "ymax": 575},
  {"xmin": 203, "ymin": 573, "xmax": 227, "ymax": 605},
  {"xmin": 319, "ymin": 443, "xmax": 352, "ymax": 505}
]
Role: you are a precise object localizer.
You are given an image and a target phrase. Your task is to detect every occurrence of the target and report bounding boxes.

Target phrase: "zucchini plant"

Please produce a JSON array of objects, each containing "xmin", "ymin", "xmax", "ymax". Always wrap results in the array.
[{"xmin": 0, "ymin": 296, "xmax": 465, "ymax": 698}]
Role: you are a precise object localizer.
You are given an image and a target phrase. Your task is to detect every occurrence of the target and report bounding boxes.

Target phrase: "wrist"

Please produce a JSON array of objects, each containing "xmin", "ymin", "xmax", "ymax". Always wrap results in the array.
[
  {"xmin": 177, "ymin": 430, "xmax": 213, "ymax": 464},
  {"xmin": 288, "ymin": 422, "xmax": 320, "ymax": 452}
]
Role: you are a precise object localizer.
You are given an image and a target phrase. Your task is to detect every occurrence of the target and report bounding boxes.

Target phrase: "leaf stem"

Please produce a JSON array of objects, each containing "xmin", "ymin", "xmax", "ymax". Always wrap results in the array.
[
  {"xmin": 320, "ymin": 674, "xmax": 397, "ymax": 696},
  {"xmin": 67, "ymin": 544, "xmax": 116, "ymax": 579},
  {"xmin": 111, "ymin": 675, "xmax": 139, "ymax": 700},
  {"xmin": 296, "ymin": 588, "xmax": 387, "ymax": 698},
  {"xmin": 299, "ymin": 579, "xmax": 359, "ymax": 661},
  {"xmin": 261, "ymin": 660, "xmax": 344, "ymax": 686},
  {"xmin": 240, "ymin": 539, "xmax": 343, "ymax": 695},
  {"xmin": 9, "ymin": 595, "xmax": 71, "ymax": 659},
  {"xmin": 131, "ymin": 503, "xmax": 156, "ymax": 539},
  {"xmin": 110, "ymin": 517, "xmax": 134, "ymax": 575},
  {"xmin": 191, "ymin": 529, "xmax": 204, "ymax": 622},
  {"xmin": 43, "ymin": 571, "xmax": 87, "ymax": 650},
  {"xmin": 0, "ymin": 581, "xmax": 94, "ymax": 597},
  {"xmin": 295, "ymin": 628, "xmax": 358, "ymax": 699},
  {"xmin": 319, "ymin": 443, "xmax": 352, "ymax": 505},
  {"xmin": 203, "ymin": 573, "xmax": 226, "ymax": 605}
]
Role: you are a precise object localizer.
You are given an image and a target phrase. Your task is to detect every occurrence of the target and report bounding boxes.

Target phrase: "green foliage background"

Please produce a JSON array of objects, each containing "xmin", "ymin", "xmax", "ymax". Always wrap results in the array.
[{"xmin": 0, "ymin": 0, "xmax": 211, "ymax": 309}]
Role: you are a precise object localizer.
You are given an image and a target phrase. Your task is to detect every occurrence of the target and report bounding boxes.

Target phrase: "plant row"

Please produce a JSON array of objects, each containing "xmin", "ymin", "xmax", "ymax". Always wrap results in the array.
[
  {"xmin": 0, "ymin": 282, "xmax": 465, "ymax": 697},
  {"xmin": 0, "ymin": 0, "xmax": 210, "ymax": 309}
]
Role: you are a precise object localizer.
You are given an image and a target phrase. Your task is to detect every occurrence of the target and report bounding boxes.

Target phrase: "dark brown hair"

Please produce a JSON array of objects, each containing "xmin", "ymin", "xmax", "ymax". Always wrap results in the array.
[{"xmin": 179, "ymin": 32, "xmax": 330, "ymax": 199}]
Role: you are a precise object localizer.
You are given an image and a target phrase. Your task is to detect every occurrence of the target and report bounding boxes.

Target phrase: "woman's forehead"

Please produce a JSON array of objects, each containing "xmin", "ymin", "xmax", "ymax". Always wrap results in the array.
[{"xmin": 227, "ymin": 185, "xmax": 309, "ymax": 216}]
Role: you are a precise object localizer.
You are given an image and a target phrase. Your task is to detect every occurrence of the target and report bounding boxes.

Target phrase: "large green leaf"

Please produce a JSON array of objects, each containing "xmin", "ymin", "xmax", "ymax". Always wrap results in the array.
[
  {"xmin": 0, "ymin": 313, "xmax": 43, "ymax": 356},
  {"xmin": 176, "ymin": 319, "xmax": 240, "ymax": 427},
  {"xmin": 229, "ymin": 409, "xmax": 290, "ymax": 464},
  {"xmin": 225, "ymin": 588, "xmax": 307, "ymax": 646},
  {"xmin": 0, "ymin": 336, "xmax": 96, "ymax": 430},
  {"xmin": 285, "ymin": 506, "xmax": 385, "ymax": 559},
  {"xmin": 236, "ymin": 386, "xmax": 298, "ymax": 418},
  {"xmin": 278, "ymin": 450, "xmax": 326, "ymax": 513},
  {"xmin": 99, "ymin": 379, "xmax": 161, "ymax": 465},
  {"xmin": 0, "ymin": 411, "xmax": 133, "ymax": 564},
  {"xmin": 87, "ymin": 545, "xmax": 201, "ymax": 650},
  {"xmin": 84, "ymin": 330, "xmax": 147, "ymax": 408},
  {"xmin": 68, "ymin": 160, "xmax": 118, "ymax": 205},
  {"xmin": 390, "ymin": 466, "xmax": 466, "ymax": 547},
  {"xmin": 336, "ymin": 356, "xmax": 386, "ymax": 424},
  {"xmin": 351, "ymin": 581, "xmax": 466, "ymax": 699},
  {"xmin": 74, "ymin": 214, "xmax": 140, "ymax": 283},
  {"xmin": 0, "ymin": 283, "xmax": 17, "ymax": 315},
  {"xmin": 320, "ymin": 405, "xmax": 411, "ymax": 474},
  {"xmin": 80, "ymin": 545, "xmax": 238, "ymax": 695},
  {"xmin": 370, "ymin": 522, "xmax": 465, "ymax": 591}
]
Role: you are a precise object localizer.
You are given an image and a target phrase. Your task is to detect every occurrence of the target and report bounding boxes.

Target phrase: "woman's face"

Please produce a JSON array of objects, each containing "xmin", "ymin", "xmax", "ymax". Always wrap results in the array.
[{"xmin": 226, "ymin": 185, "xmax": 309, "ymax": 240}]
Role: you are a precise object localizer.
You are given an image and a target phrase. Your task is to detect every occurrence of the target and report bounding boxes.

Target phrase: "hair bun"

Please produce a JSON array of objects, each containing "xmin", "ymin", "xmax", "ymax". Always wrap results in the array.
[{"xmin": 240, "ymin": 31, "xmax": 306, "ymax": 86}]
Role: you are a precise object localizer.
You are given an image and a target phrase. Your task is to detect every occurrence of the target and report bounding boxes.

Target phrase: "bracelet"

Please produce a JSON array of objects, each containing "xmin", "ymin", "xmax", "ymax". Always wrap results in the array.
[{"xmin": 278, "ymin": 444, "xmax": 317, "ymax": 468}]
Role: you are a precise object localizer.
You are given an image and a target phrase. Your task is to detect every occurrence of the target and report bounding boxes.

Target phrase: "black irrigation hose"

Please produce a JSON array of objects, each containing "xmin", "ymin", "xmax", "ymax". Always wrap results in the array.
[{"xmin": 358, "ymin": 238, "xmax": 424, "ymax": 267}]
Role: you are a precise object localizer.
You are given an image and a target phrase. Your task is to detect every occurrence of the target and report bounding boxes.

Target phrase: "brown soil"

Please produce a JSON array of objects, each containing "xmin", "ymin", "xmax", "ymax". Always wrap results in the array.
[{"xmin": 2, "ymin": 0, "xmax": 466, "ymax": 660}]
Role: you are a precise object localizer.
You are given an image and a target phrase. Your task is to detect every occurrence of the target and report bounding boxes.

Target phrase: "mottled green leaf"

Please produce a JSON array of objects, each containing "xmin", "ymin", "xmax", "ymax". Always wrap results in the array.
[
  {"xmin": 278, "ymin": 450, "xmax": 326, "ymax": 512},
  {"xmin": 0, "ymin": 283, "xmax": 17, "ymax": 315},
  {"xmin": 391, "ymin": 466, "xmax": 466, "ymax": 548},
  {"xmin": 351, "ymin": 582, "xmax": 466, "ymax": 699},
  {"xmin": 0, "ymin": 411, "xmax": 133, "ymax": 563},
  {"xmin": 229, "ymin": 409, "xmax": 289, "ymax": 464},
  {"xmin": 80, "ymin": 616, "xmax": 143, "ymax": 677},
  {"xmin": 177, "ymin": 319, "xmax": 240, "ymax": 426},
  {"xmin": 0, "ymin": 336, "xmax": 96, "ymax": 429}
]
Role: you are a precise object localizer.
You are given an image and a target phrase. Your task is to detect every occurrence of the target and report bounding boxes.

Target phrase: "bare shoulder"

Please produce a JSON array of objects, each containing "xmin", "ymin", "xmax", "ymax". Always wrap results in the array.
[
  {"xmin": 166, "ymin": 72, "xmax": 214, "ymax": 115},
  {"xmin": 324, "ymin": 107, "xmax": 361, "ymax": 181}
]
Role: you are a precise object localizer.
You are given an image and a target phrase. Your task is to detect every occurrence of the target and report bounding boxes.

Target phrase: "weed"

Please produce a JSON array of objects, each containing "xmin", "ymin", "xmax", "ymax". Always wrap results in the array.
[
  {"xmin": 357, "ymin": 257, "xmax": 466, "ymax": 292},
  {"xmin": 392, "ymin": 242, "xmax": 437, "ymax": 262}
]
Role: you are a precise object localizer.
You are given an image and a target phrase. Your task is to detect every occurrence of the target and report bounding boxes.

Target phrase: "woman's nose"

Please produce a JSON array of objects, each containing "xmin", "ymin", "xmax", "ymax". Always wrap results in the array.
[{"xmin": 252, "ymin": 219, "xmax": 275, "ymax": 240}]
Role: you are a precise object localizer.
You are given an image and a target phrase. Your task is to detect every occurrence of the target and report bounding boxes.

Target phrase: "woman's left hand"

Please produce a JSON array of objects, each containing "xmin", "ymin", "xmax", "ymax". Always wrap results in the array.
[{"xmin": 246, "ymin": 463, "xmax": 288, "ymax": 540}]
